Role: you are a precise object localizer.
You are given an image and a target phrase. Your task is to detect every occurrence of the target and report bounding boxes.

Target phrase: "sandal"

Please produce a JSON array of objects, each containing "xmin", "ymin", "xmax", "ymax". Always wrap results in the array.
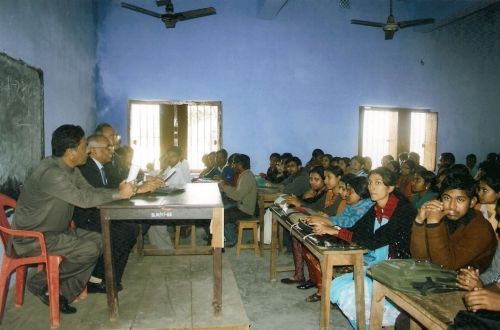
[
  {"xmin": 280, "ymin": 277, "xmax": 304, "ymax": 284},
  {"xmin": 305, "ymin": 293, "xmax": 321, "ymax": 303}
]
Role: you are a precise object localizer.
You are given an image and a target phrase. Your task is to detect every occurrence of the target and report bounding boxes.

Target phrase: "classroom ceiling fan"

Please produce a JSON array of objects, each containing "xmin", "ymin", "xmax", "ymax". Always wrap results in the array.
[
  {"xmin": 350, "ymin": 0, "xmax": 435, "ymax": 40},
  {"xmin": 121, "ymin": 0, "xmax": 216, "ymax": 29}
]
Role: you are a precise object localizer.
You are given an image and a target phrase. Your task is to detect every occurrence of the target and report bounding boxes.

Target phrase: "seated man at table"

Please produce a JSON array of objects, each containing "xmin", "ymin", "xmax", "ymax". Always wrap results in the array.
[
  {"xmin": 73, "ymin": 134, "xmax": 162, "ymax": 292},
  {"xmin": 278, "ymin": 156, "xmax": 309, "ymax": 197},
  {"xmin": 219, "ymin": 154, "xmax": 257, "ymax": 247},
  {"xmin": 411, "ymin": 172, "xmax": 497, "ymax": 272},
  {"xmin": 11, "ymin": 125, "xmax": 135, "ymax": 314},
  {"xmin": 148, "ymin": 146, "xmax": 191, "ymax": 250}
]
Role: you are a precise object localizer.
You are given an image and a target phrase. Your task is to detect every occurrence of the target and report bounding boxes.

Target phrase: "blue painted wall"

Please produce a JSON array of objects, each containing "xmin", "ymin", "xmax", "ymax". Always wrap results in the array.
[
  {"xmin": 0, "ymin": 0, "xmax": 98, "ymax": 155},
  {"xmin": 0, "ymin": 0, "xmax": 97, "ymax": 285},
  {"xmin": 97, "ymin": 0, "xmax": 499, "ymax": 172}
]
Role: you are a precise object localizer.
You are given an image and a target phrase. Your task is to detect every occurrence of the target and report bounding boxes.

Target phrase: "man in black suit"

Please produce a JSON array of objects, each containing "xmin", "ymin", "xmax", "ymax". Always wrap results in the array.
[
  {"xmin": 73, "ymin": 134, "xmax": 139, "ymax": 292},
  {"xmin": 95, "ymin": 123, "xmax": 129, "ymax": 187}
]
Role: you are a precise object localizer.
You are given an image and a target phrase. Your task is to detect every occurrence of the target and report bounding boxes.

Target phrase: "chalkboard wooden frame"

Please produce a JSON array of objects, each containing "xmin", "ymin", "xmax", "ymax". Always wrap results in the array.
[{"xmin": 0, "ymin": 52, "xmax": 44, "ymax": 198}]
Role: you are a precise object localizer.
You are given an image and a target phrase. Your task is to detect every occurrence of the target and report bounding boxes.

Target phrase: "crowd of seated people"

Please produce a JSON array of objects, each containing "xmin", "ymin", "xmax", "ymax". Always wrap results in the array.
[
  {"xmin": 257, "ymin": 149, "xmax": 500, "ymax": 328},
  {"xmin": 6, "ymin": 128, "xmax": 500, "ymax": 328}
]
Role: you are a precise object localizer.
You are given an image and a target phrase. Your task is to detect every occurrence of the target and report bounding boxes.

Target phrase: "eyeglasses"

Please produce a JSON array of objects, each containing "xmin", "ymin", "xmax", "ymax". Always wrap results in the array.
[{"xmin": 91, "ymin": 145, "xmax": 114, "ymax": 151}]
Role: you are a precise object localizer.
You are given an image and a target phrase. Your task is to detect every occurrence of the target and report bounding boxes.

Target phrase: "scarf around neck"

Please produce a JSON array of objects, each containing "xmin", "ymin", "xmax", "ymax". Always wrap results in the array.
[
  {"xmin": 374, "ymin": 193, "xmax": 399, "ymax": 224},
  {"xmin": 324, "ymin": 189, "xmax": 336, "ymax": 208}
]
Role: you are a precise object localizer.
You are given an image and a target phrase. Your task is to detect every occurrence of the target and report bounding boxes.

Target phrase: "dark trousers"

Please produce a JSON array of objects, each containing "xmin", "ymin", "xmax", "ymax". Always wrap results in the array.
[
  {"xmin": 224, "ymin": 207, "xmax": 253, "ymax": 245},
  {"xmin": 17, "ymin": 228, "xmax": 102, "ymax": 303},
  {"xmin": 91, "ymin": 222, "xmax": 139, "ymax": 284}
]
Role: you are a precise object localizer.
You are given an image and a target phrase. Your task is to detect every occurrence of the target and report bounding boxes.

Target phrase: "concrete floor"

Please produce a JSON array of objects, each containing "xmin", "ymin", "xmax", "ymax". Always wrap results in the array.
[{"xmin": 1, "ymin": 229, "xmax": 353, "ymax": 330}]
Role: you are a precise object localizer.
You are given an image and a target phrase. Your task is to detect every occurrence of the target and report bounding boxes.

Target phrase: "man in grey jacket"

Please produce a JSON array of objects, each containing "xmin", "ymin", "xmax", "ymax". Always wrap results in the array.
[
  {"xmin": 219, "ymin": 154, "xmax": 257, "ymax": 247},
  {"xmin": 11, "ymin": 125, "xmax": 134, "ymax": 314}
]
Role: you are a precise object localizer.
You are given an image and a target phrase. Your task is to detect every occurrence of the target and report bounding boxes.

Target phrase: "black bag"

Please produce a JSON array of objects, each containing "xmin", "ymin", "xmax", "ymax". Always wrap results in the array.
[{"xmin": 448, "ymin": 310, "xmax": 500, "ymax": 330}]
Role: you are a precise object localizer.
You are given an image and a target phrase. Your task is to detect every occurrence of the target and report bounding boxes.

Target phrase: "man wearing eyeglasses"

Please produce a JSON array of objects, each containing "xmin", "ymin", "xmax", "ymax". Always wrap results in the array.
[
  {"xmin": 95, "ymin": 123, "xmax": 128, "ymax": 186},
  {"xmin": 12, "ymin": 125, "xmax": 136, "ymax": 314},
  {"xmin": 73, "ymin": 134, "xmax": 159, "ymax": 293}
]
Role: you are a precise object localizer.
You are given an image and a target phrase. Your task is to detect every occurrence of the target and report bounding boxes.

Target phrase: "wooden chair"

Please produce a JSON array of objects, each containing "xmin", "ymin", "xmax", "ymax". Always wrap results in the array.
[
  {"xmin": 236, "ymin": 219, "xmax": 260, "ymax": 257},
  {"xmin": 0, "ymin": 194, "xmax": 63, "ymax": 328},
  {"xmin": 174, "ymin": 224, "xmax": 197, "ymax": 249}
]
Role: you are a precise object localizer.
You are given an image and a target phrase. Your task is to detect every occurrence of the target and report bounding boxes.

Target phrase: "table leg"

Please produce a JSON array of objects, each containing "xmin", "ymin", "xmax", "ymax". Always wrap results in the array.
[
  {"xmin": 353, "ymin": 254, "xmax": 365, "ymax": 330},
  {"xmin": 370, "ymin": 279, "xmax": 384, "ymax": 330},
  {"xmin": 270, "ymin": 213, "xmax": 279, "ymax": 280},
  {"xmin": 212, "ymin": 247, "xmax": 222, "ymax": 315},
  {"xmin": 100, "ymin": 209, "xmax": 118, "ymax": 320},
  {"xmin": 211, "ymin": 208, "xmax": 223, "ymax": 315},
  {"xmin": 319, "ymin": 256, "xmax": 333, "ymax": 330},
  {"xmin": 259, "ymin": 196, "xmax": 265, "ymax": 251}
]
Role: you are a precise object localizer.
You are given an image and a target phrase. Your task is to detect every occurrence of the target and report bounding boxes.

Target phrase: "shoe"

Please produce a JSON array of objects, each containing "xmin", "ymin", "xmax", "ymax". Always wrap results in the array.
[
  {"xmin": 305, "ymin": 293, "xmax": 321, "ymax": 303},
  {"xmin": 297, "ymin": 280, "xmax": 316, "ymax": 290},
  {"xmin": 59, "ymin": 295, "xmax": 77, "ymax": 314},
  {"xmin": 87, "ymin": 282, "xmax": 107, "ymax": 294},
  {"xmin": 225, "ymin": 242, "xmax": 236, "ymax": 248},
  {"xmin": 280, "ymin": 277, "xmax": 304, "ymax": 284},
  {"xmin": 87, "ymin": 281, "xmax": 123, "ymax": 293},
  {"xmin": 29, "ymin": 287, "xmax": 77, "ymax": 314}
]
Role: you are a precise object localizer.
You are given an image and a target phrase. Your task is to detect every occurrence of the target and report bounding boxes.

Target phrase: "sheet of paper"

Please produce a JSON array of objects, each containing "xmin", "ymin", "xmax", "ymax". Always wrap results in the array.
[{"xmin": 127, "ymin": 164, "xmax": 141, "ymax": 182}]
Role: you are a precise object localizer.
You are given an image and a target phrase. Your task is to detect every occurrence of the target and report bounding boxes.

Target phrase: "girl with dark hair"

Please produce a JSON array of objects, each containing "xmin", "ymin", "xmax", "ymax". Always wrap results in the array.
[
  {"xmin": 398, "ymin": 159, "xmax": 417, "ymax": 199},
  {"xmin": 410, "ymin": 168, "xmax": 438, "ymax": 209},
  {"xmin": 321, "ymin": 154, "xmax": 334, "ymax": 169},
  {"xmin": 476, "ymin": 169, "xmax": 500, "ymax": 235},
  {"xmin": 286, "ymin": 166, "xmax": 327, "ymax": 207},
  {"xmin": 303, "ymin": 176, "xmax": 374, "ymax": 302},
  {"xmin": 281, "ymin": 166, "xmax": 344, "ymax": 285},
  {"xmin": 292, "ymin": 174, "xmax": 355, "ymax": 290},
  {"xmin": 322, "ymin": 167, "xmax": 416, "ymax": 328}
]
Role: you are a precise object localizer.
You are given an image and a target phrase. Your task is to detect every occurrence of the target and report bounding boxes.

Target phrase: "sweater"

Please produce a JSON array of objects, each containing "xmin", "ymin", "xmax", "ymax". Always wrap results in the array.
[
  {"xmin": 221, "ymin": 169, "xmax": 257, "ymax": 216},
  {"xmin": 411, "ymin": 209, "xmax": 497, "ymax": 272},
  {"xmin": 339, "ymin": 195, "xmax": 417, "ymax": 259}
]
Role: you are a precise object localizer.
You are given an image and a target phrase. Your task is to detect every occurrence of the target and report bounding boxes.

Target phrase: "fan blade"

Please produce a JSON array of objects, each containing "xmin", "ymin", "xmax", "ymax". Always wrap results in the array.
[
  {"xmin": 384, "ymin": 30, "xmax": 395, "ymax": 40},
  {"xmin": 398, "ymin": 18, "xmax": 435, "ymax": 29},
  {"xmin": 175, "ymin": 7, "xmax": 216, "ymax": 21},
  {"xmin": 351, "ymin": 19, "xmax": 385, "ymax": 28},
  {"xmin": 121, "ymin": 2, "xmax": 162, "ymax": 18}
]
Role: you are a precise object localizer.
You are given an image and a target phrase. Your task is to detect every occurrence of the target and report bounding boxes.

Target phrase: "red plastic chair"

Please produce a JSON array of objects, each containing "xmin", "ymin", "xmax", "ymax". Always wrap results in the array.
[{"xmin": 0, "ymin": 194, "xmax": 63, "ymax": 328}]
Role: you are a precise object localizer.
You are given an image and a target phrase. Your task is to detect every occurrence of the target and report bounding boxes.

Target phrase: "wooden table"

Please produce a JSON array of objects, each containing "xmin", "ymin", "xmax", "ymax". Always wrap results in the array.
[
  {"xmin": 370, "ymin": 276, "xmax": 465, "ymax": 329},
  {"xmin": 269, "ymin": 207, "xmax": 368, "ymax": 330},
  {"xmin": 99, "ymin": 183, "xmax": 224, "ymax": 321}
]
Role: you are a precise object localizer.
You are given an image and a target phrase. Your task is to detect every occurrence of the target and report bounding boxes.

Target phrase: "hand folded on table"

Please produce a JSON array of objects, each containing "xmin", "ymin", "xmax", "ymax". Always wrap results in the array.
[
  {"xmin": 464, "ymin": 285, "xmax": 500, "ymax": 312},
  {"xmin": 137, "ymin": 176, "xmax": 165, "ymax": 194},
  {"xmin": 456, "ymin": 267, "xmax": 482, "ymax": 291}
]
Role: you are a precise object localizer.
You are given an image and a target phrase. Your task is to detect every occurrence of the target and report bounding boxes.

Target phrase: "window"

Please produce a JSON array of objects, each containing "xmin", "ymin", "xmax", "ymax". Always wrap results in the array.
[
  {"xmin": 359, "ymin": 106, "xmax": 438, "ymax": 170},
  {"xmin": 128, "ymin": 100, "xmax": 222, "ymax": 171}
]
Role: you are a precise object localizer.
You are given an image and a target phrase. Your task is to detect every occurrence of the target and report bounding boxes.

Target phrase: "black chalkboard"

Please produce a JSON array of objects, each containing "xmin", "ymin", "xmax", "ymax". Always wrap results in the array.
[{"xmin": 0, "ymin": 52, "xmax": 44, "ymax": 198}]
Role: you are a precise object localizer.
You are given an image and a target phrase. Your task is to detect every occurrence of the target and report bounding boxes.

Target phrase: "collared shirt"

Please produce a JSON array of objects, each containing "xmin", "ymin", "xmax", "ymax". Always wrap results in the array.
[
  {"xmin": 91, "ymin": 157, "xmax": 107, "ymax": 185},
  {"xmin": 164, "ymin": 160, "xmax": 191, "ymax": 185}
]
